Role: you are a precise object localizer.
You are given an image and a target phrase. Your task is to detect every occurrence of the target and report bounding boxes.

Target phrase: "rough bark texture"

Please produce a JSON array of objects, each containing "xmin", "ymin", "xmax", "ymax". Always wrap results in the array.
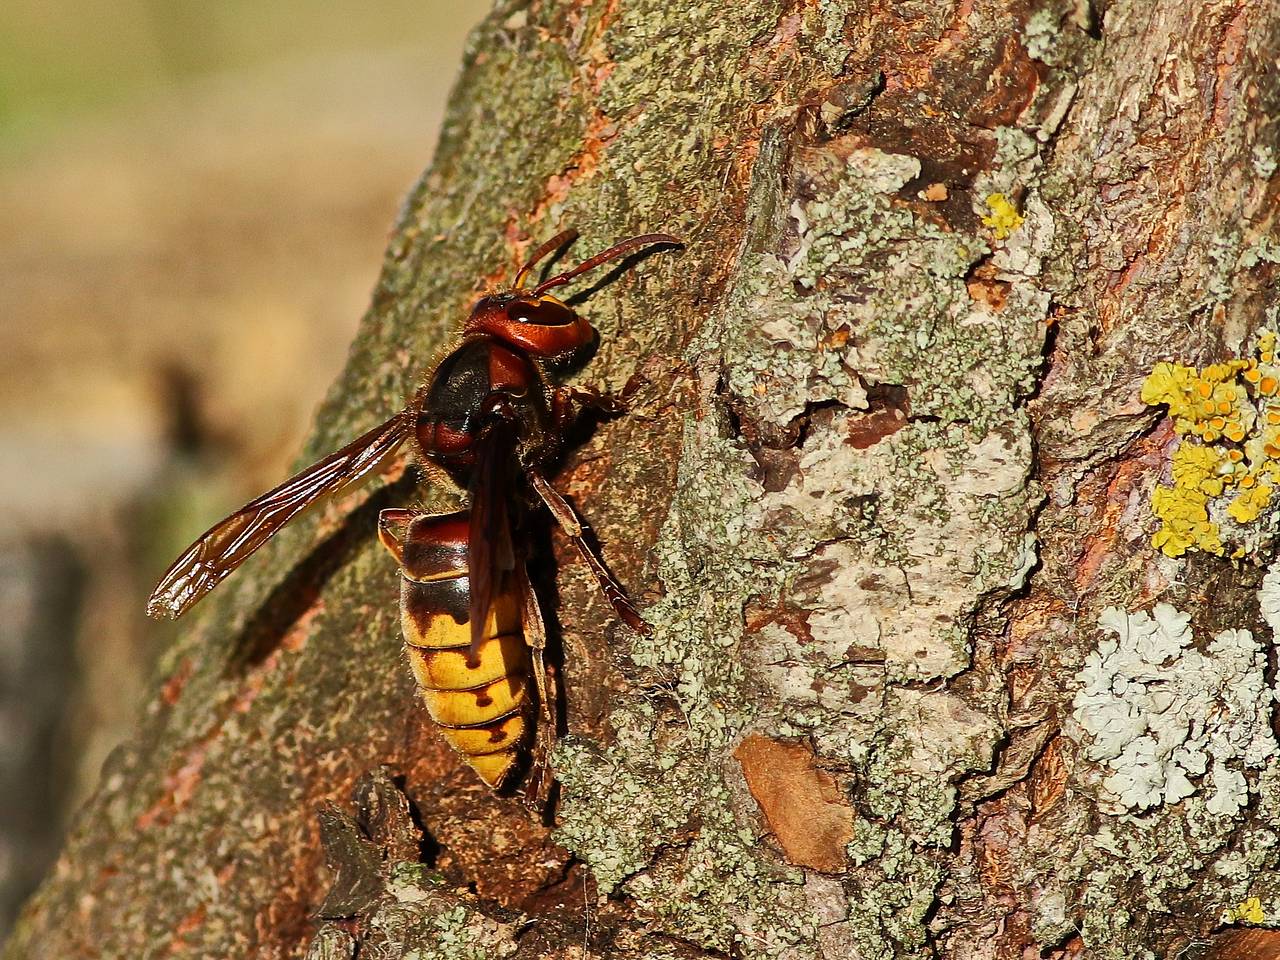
[{"xmin": 7, "ymin": 0, "xmax": 1280, "ymax": 958}]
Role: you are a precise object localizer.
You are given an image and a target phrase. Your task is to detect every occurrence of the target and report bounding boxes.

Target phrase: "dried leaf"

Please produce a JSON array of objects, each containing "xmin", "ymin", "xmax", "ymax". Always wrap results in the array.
[{"xmin": 734, "ymin": 735, "xmax": 854, "ymax": 873}]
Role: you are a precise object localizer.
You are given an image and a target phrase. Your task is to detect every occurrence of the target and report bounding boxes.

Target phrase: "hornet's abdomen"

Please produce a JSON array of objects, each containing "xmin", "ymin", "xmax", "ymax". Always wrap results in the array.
[{"xmin": 389, "ymin": 511, "xmax": 531, "ymax": 787}]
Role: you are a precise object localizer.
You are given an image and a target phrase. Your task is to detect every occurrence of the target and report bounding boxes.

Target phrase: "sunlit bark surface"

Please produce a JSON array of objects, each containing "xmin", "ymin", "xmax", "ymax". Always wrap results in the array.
[{"xmin": 7, "ymin": 1, "xmax": 1280, "ymax": 958}]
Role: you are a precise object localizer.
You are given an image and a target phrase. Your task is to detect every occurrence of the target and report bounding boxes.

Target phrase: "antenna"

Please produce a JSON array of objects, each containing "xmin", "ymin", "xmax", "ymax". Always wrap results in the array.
[
  {"xmin": 513, "ymin": 229, "xmax": 579, "ymax": 290},
  {"xmin": 531, "ymin": 233, "xmax": 681, "ymax": 297}
]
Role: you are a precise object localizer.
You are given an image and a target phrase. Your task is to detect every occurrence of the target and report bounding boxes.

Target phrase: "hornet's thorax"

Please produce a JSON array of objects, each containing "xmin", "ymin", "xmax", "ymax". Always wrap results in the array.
[{"xmin": 412, "ymin": 290, "xmax": 590, "ymax": 488}]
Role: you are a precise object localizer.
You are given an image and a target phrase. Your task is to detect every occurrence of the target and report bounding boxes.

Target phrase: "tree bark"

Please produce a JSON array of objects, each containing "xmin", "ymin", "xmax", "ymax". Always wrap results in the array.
[{"xmin": 7, "ymin": 1, "xmax": 1280, "ymax": 958}]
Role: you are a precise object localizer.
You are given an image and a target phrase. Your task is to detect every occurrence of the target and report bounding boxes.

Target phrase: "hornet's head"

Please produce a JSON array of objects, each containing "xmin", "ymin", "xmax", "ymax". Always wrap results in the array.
[
  {"xmin": 465, "ymin": 228, "xmax": 680, "ymax": 362},
  {"xmin": 464, "ymin": 291, "xmax": 595, "ymax": 363}
]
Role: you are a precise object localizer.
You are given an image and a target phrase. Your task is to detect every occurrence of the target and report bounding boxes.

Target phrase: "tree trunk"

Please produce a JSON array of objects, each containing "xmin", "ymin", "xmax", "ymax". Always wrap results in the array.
[{"xmin": 8, "ymin": 1, "xmax": 1280, "ymax": 958}]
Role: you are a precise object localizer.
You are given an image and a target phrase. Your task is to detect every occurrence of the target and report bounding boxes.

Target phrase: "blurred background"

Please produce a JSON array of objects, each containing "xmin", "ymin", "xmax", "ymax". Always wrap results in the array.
[{"xmin": 0, "ymin": 0, "xmax": 487, "ymax": 934}]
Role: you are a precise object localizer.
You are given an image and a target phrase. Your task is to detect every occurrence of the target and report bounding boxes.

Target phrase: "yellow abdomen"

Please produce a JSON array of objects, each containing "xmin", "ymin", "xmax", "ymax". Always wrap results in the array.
[{"xmin": 393, "ymin": 514, "xmax": 532, "ymax": 788}]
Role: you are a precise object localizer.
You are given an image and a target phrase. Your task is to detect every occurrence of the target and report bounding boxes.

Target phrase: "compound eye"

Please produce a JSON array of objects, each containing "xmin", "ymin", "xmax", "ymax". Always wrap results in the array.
[{"xmin": 508, "ymin": 297, "xmax": 575, "ymax": 326}]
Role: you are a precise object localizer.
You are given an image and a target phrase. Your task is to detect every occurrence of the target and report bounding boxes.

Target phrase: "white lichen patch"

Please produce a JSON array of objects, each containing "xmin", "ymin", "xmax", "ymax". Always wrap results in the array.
[
  {"xmin": 864, "ymin": 688, "xmax": 1003, "ymax": 843},
  {"xmin": 756, "ymin": 416, "xmax": 1037, "ymax": 686},
  {"xmin": 1260, "ymin": 563, "xmax": 1280, "ymax": 637},
  {"xmin": 1071, "ymin": 603, "xmax": 1277, "ymax": 815},
  {"xmin": 721, "ymin": 250, "xmax": 869, "ymax": 428}
]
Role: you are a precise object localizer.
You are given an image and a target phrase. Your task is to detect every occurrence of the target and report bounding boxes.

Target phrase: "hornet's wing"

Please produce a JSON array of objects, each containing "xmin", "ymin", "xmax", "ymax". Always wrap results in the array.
[
  {"xmin": 465, "ymin": 419, "xmax": 519, "ymax": 655},
  {"xmin": 147, "ymin": 411, "xmax": 411, "ymax": 619}
]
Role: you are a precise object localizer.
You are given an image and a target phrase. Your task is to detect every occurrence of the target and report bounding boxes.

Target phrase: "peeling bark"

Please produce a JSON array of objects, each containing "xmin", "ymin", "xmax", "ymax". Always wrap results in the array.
[{"xmin": 7, "ymin": 0, "xmax": 1280, "ymax": 958}]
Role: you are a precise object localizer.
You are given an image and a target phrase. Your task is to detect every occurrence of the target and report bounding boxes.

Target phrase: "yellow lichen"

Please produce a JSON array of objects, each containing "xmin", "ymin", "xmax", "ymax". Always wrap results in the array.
[
  {"xmin": 1168, "ymin": 443, "xmax": 1224, "ymax": 497},
  {"xmin": 1224, "ymin": 895, "xmax": 1266, "ymax": 925},
  {"xmin": 1141, "ymin": 362, "xmax": 1200, "ymax": 421},
  {"xmin": 1142, "ymin": 332, "xmax": 1280, "ymax": 557},
  {"xmin": 1150, "ymin": 485, "xmax": 1223, "ymax": 557},
  {"xmin": 981, "ymin": 193, "xmax": 1024, "ymax": 240},
  {"xmin": 1229, "ymin": 483, "xmax": 1273, "ymax": 524}
]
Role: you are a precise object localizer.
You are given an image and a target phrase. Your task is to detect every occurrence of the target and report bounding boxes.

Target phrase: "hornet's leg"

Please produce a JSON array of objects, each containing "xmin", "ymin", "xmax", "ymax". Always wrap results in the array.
[
  {"xmin": 552, "ymin": 385, "xmax": 627, "ymax": 423},
  {"xmin": 517, "ymin": 561, "xmax": 555, "ymax": 732},
  {"xmin": 517, "ymin": 561, "xmax": 557, "ymax": 811},
  {"xmin": 377, "ymin": 508, "xmax": 419, "ymax": 566},
  {"xmin": 526, "ymin": 468, "xmax": 651, "ymax": 636},
  {"xmin": 550, "ymin": 372, "xmax": 649, "ymax": 431}
]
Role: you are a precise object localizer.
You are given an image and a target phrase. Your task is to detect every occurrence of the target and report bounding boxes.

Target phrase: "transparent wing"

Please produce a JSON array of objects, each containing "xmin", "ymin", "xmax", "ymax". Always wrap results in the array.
[{"xmin": 146, "ymin": 411, "xmax": 411, "ymax": 620}]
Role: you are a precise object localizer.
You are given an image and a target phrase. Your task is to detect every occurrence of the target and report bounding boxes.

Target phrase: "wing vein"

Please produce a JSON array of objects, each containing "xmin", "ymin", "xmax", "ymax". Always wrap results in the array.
[{"xmin": 146, "ymin": 410, "xmax": 410, "ymax": 619}]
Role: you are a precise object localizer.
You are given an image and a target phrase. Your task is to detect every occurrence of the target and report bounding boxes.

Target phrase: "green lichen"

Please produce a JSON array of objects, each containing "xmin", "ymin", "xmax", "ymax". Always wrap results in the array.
[
  {"xmin": 846, "ymin": 825, "xmax": 943, "ymax": 960},
  {"xmin": 720, "ymin": 249, "xmax": 869, "ymax": 428},
  {"xmin": 1069, "ymin": 805, "xmax": 1255, "ymax": 956},
  {"xmin": 1240, "ymin": 234, "xmax": 1280, "ymax": 269},
  {"xmin": 991, "ymin": 590, "xmax": 1280, "ymax": 957},
  {"xmin": 305, "ymin": 927, "xmax": 356, "ymax": 960},
  {"xmin": 554, "ymin": 708, "xmax": 709, "ymax": 894},
  {"xmin": 1207, "ymin": 231, "xmax": 1245, "ymax": 304},
  {"xmin": 362, "ymin": 900, "xmax": 516, "ymax": 960},
  {"xmin": 625, "ymin": 777, "xmax": 817, "ymax": 953},
  {"xmin": 1253, "ymin": 144, "xmax": 1278, "ymax": 179},
  {"xmin": 384, "ymin": 862, "xmax": 447, "ymax": 904},
  {"xmin": 629, "ymin": 419, "xmax": 771, "ymax": 733},
  {"xmin": 993, "ymin": 125, "xmax": 1040, "ymax": 168},
  {"xmin": 598, "ymin": 0, "xmax": 785, "ymax": 202},
  {"xmin": 1024, "ymin": 8, "xmax": 1064, "ymax": 64},
  {"xmin": 780, "ymin": 147, "xmax": 1045, "ymax": 434},
  {"xmin": 806, "ymin": 0, "xmax": 854, "ymax": 75},
  {"xmin": 554, "ymin": 412, "xmax": 815, "ymax": 956}
]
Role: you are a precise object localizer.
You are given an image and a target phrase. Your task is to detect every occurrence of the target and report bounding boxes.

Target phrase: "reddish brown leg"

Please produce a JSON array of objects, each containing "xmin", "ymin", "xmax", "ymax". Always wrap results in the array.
[
  {"xmin": 517, "ymin": 561, "xmax": 557, "ymax": 810},
  {"xmin": 552, "ymin": 386, "xmax": 615, "ymax": 431},
  {"xmin": 517, "ymin": 562, "xmax": 555, "ymax": 730},
  {"xmin": 377, "ymin": 508, "xmax": 418, "ymax": 566},
  {"xmin": 527, "ymin": 469, "xmax": 652, "ymax": 636},
  {"xmin": 551, "ymin": 374, "xmax": 648, "ymax": 431}
]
